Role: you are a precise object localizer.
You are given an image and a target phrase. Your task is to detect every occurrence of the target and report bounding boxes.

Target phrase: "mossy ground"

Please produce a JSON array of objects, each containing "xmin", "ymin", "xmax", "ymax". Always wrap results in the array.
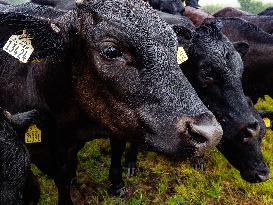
[{"xmin": 34, "ymin": 97, "xmax": 273, "ymax": 205}]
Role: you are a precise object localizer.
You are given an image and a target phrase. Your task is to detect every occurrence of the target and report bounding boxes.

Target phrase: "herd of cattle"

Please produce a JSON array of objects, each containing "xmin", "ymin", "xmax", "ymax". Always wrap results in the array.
[{"xmin": 0, "ymin": 0, "xmax": 272, "ymax": 204}]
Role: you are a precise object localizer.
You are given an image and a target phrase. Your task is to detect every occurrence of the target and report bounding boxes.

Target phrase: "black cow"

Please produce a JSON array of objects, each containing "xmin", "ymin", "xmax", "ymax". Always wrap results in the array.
[
  {"xmin": 148, "ymin": 0, "xmax": 200, "ymax": 16},
  {"xmin": 182, "ymin": 19, "xmax": 269, "ymax": 183},
  {"xmin": 217, "ymin": 17, "xmax": 273, "ymax": 103},
  {"xmin": 148, "ymin": 0, "xmax": 185, "ymax": 15},
  {"xmin": 258, "ymin": 7, "xmax": 273, "ymax": 16},
  {"xmin": 213, "ymin": 9, "xmax": 273, "ymax": 35},
  {"xmin": 109, "ymin": 17, "xmax": 269, "ymax": 195},
  {"xmin": 180, "ymin": 19, "xmax": 269, "ymax": 182},
  {"xmin": 0, "ymin": 0, "xmax": 8, "ymax": 5},
  {"xmin": 0, "ymin": 109, "xmax": 41, "ymax": 205},
  {"xmin": 0, "ymin": 1, "xmax": 223, "ymax": 204},
  {"xmin": 30, "ymin": 0, "xmax": 75, "ymax": 10},
  {"xmin": 213, "ymin": 7, "xmax": 253, "ymax": 17},
  {"xmin": 30, "ymin": 0, "xmax": 200, "ymax": 14},
  {"xmin": 183, "ymin": 0, "xmax": 200, "ymax": 8}
]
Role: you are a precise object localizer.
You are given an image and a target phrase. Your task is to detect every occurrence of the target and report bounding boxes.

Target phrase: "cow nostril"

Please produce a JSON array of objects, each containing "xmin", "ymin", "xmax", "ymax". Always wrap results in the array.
[
  {"xmin": 176, "ymin": 112, "xmax": 222, "ymax": 153},
  {"xmin": 187, "ymin": 124, "xmax": 208, "ymax": 144},
  {"xmin": 255, "ymin": 172, "xmax": 270, "ymax": 182},
  {"xmin": 242, "ymin": 121, "xmax": 260, "ymax": 139},
  {"xmin": 249, "ymin": 121, "xmax": 259, "ymax": 130}
]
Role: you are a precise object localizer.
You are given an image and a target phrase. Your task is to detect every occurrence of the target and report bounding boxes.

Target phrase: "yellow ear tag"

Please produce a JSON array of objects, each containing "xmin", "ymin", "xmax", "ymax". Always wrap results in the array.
[
  {"xmin": 177, "ymin": 46, "xmax": 188, "ymax": 64},
  {"xmin": 3, "ymin": 30, "xmax": 34, "ymax": 63},
  {"xmin": 25, "ymin": 124, "xmax": 42, "ymax": 143},
  {"xmin": 263, "ymin": 118, "xmax": 271, "ymax": 128}
]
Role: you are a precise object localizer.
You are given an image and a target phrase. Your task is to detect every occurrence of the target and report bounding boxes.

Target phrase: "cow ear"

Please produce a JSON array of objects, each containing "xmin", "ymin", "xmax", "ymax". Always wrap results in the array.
[
  {"xmin": 203, "ymin": 18, "xmax": 223, "ymax": 31},
  {"xmin": 172, "ymin": 25, "xmax": 193, "ymax": 41},
  {"xmin": 233, "ymin": 41, "xmax": 249, "ymax": 57},
  {"xmin": 0, "ymin": 11, "xmax": 66, "ymax": 62}
]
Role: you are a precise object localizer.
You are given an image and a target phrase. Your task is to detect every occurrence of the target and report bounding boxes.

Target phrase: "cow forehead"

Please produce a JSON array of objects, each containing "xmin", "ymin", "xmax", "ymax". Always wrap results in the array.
[{"xmin": 83, "ymin": 0, "xmax": 177, "ymax": 48}]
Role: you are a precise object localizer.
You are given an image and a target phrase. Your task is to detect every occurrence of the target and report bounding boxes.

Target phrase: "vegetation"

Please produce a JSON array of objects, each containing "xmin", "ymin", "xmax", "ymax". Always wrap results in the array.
[
  {"xmin": 203, "ymin": 0, "xmax": 273, "ymax": 15},
  {"xmin": 4, "ymin": 0, "xmax": 273, "ymax": 204},
  {"xmin": 7, "ymin": 0, "xmax": 28, "ymax": 5},
  {"xmin": 33, "ymin": 97, "xmax": 273, "ymax": 205},
  {"xmin": 203, "ymin": 4, "xmax": 229, "ymax": 14},
  {"xmin": 238, "ymin": 0, "xmax": 272, "ymax": 14}
]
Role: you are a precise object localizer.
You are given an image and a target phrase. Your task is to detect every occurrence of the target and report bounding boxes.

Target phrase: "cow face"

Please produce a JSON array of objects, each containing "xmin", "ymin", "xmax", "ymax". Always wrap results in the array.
[
  {"xmin": 220, "ymin": 109, "xmax": 269, "ymax": 182},
  {"xmin": 71, "ymin": 0, "xmax": 222, "ymax": 157},
  {"xmin": 181, "ymin": 20, "xmax": 269, "ymax": 181}
]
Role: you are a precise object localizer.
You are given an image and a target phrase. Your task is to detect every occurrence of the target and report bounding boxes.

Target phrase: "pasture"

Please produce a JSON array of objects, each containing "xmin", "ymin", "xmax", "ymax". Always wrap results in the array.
[
  {"xmin": 33, "ymin": 97, "xmax": 273, "ymax": 205},
  {"xmin": 2, "ymin": 1, "xmax": 273, "ymax": 204}
]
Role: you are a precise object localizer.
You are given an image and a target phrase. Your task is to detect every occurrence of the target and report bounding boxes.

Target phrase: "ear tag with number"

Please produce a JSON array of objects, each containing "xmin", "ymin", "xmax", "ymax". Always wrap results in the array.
[
  {"xmin": 263, "ymin": 118, "xmax": 271, "ymax": 128},
  {"xmin": 177, "ymin": 46, "xmax": 188, "ymax": 64},
  {"xmin": 25, "ymin": 124, "xmax": 42, "ymax": 143},
  {"xmin": 3, "ymin": 30, "xmax": 34, "ymax": 63}
]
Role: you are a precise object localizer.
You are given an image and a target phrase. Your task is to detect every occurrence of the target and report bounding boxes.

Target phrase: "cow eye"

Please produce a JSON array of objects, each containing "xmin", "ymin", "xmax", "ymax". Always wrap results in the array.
[
  {"xmin": 242, "ymin": 137, "xmax": 251, "ymax": 143},
  {"xmin": 101, "ymin": 46, "xmax": 122, "ymax": 60}
]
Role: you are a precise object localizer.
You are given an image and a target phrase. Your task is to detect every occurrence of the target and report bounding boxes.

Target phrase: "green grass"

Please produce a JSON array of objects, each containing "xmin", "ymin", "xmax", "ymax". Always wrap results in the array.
[
  {"xmin": 202, "ymin": 2, "xmax": 273, "ymax": 15},
  {"xmin": 33, "ymin": 97, "xmax": 273, "ymax": 205}
]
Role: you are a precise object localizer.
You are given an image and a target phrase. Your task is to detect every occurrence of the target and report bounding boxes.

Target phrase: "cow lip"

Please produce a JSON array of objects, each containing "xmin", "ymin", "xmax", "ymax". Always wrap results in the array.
[
  {"xmin": 256, "ymin": 173, "xmax": 270, "ymax": 182},
  {"xmin": 240, "ymin": 173, "xmax": 269, "ymax": 183},
  {"xmin": 240, "ymin": 168, "xmax": 270, "ymax": 183}
]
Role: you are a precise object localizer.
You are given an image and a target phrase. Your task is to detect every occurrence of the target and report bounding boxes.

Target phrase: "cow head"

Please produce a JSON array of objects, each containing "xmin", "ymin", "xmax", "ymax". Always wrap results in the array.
[
  {"xmin": 180, "ymin": 19, "xmax": 269, "ymax": 181},
  {"xmin": 220, "ymin": 108, "xmax": 270, "ymax": 182},
  {"xmin": 70, "ymin": 0, "xmax": 223, "ymax": 157},
  {"xmin": 0, "ymin": 0, "xmax": 222, "ymax": 158}
]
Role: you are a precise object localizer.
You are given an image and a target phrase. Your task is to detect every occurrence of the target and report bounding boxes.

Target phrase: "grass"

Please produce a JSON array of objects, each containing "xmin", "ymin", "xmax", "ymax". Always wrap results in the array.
[{"xmin": 33, "ymin": 96, "xmax": 273, "ymax": 205}]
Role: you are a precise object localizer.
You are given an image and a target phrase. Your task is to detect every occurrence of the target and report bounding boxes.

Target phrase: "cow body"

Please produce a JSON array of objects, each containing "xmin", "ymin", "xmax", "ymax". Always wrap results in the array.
[
  {"xmin": 213, "ymin": 7, "xmax": 253, "ymax": 18},
  {"xmin": 30, "ymin": 0, "xmax": 200, "ymax": 15},
  {"xmin": 148, "ymin": 0, "xmax": 185, "ymax": 16},
  {"xmin": 183, "ymin": 0, "xmax": 200, "ymax": 8},
  {"xmin": 258, "ymin": 7, "xmax": 273, "ymax": 16},
  {"xmin": 214, "ymin": 9, "xmax": 273, "ymax": 35},
  {"xmin": 239, "ymin": 15, "xmax": 273, "ymax": 34},
  {"xmin": 183, "ymin": 6, "xmax": 214, "ymax": 26},
  {"xmin": 217, "ymin": 17, "xmax": 273, "ymax": 103},
  {"xmin": 0, "ymin": 0, "xmax": 8, "ymax": 5},
  {"xmin": 0, "ymin": 109, "xmax": 41, "ymax": 205},
  {"xmin": 30, "ymin": 0, "xmax": 75, "ymax": 10}
]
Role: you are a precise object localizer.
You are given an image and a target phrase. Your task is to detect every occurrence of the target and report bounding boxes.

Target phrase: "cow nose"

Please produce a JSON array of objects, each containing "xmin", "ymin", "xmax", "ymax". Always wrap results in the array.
[
  {"xmin": 188, "ymin": 122, "xmax": 222, "ymax": 145},
  {"xmin": 255, "ymin": 166, "xmax": 270, "ymax": 182},
  {"xmin": 188, "ymin": 123, "xmax": 209, "ymax": 144},
  {"xmin": 178, "ymin": 112, "xmax": 223, "ymax": 155},
  {"xmin": 241, "ymin": 121, "xmax": 260, "ymax": 139},
  {"xmin": 256, "ymin": 172, "xmax": 270, "ymax": 182}
]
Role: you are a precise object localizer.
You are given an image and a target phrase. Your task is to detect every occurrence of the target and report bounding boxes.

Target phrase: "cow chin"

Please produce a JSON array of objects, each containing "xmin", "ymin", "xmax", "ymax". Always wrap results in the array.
[
  {"xmin": 143, "ymin": 135, "xmax": 197, "ymax": 159},
  {"xmin": 143, "ymin": 130, "xmax": 213, "ymax": 159},
  {"xmin": 240, "ymin": 166, "xmax": 270, "ymax": 183}
]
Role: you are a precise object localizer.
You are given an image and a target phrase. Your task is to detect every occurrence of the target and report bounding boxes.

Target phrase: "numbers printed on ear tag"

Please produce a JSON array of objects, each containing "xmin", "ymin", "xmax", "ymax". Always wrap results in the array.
[
  {"xmin": 177, "ymin": 46, "xmax": 188, "ymax": 64},
  {"xmin": 25, "ymin": 124, "xmax": 42, "ymax": 143},
  {"xmin": 263, "ymin": 118, "xmax": 271, "ymax": 128},
  {"xmin": 3, "ymin": 30, "xmax": 34, "ymax": 63}
]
